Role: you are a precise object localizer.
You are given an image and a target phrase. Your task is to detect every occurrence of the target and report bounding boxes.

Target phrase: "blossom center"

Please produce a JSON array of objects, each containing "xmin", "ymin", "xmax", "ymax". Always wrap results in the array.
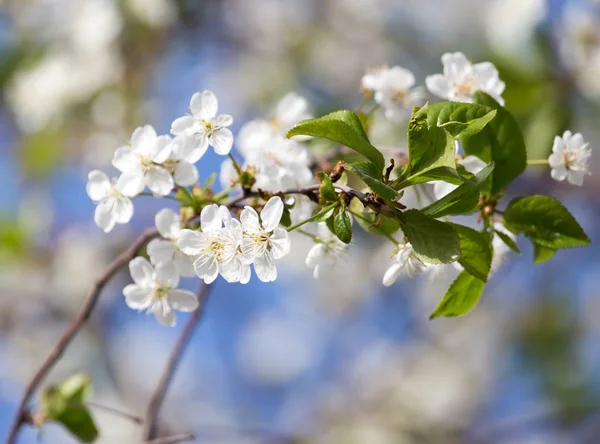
[
  {"xmin": 152, "ymin": 286, "xmax": 170, "ymax": 301},
  {"xmin": 454, "ymin": 76, "xmax": 476, "ymax": 97}
]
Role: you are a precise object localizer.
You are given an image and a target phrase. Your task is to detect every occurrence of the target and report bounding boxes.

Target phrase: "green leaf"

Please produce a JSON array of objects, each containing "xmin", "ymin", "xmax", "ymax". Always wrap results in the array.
[
  {"xmin": 317, "ymin": 172, "xmax": 338, "ymax": 202},
  {"xmin": 532, "ymin": 242, "xmax": 556, "ymax": 264},
  {"xmin": 430, "ymin": 271, "xmax": 485, "ymax": 318},
  {"xmin": 57, "ymin": 407, "xmax": 99, "ymax": 443},
  {"xmin": 333, "ymin": 207, "xmax": 353, "ymax": 244},
  {"xmin": 315, "ymin": 204, "xmax": 337, "ymax": 222},
  {"xmin": 287, "ymin": 110, "xmax": 385, "ymax": 171},
  {"xmin": 495, "ymin": 229, "xmax": 522, "ymax": 255},
  {"xmin": 346, "ymin": 162, "xmax": 398, "ymax": 202},
  {"xmin": 462, "ymin": 92, "xmax": 527, "ymax": 194},
  {"xmin": 57, "ymin": 373, "xmax": 92, "ymax": 405},
  {"xmin": 401, "ymin": 210, "xmax": 460, "ymax": 264},
  {"xmin": 349, "ymin": 199, "xmax": 401, "ymax": 237},
  {"xmin": 391, "ymin": 166, "xmax": 466, "ymax": 189},
  {"xmin": 426, "ymin": 102, "xmax": 497, "ymax": 139},
  {"xmin": 175, "ymin": 187, "xmax": 194, "ymax": 206},
  {"xmin": 503, "ymin": 195, "xmax": 590, "ymax": 249},
  {"xmin": 280, "ymin": 207, "xmax": 292, "ymax": 227},
  {"xmin": 421, "ymin": 162, "xmax": 494, "ymax": 218},
  {"xmin": 449, "ymin": 224, "xmax": 492, "ymax": 282},
  {"xmin": 203, "ymin": 172, "xmax": 217, "ymax": 189}
]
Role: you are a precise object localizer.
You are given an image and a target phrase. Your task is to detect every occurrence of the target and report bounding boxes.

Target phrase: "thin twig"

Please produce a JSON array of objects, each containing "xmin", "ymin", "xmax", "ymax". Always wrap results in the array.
[
  {"xmin": 6, "ymin": 228, "xmax": 159, "ymax": 444},
  {"xmin": 87, "ymin": 401, "xmax": 143, "ymax": 424},
  {"xmin": 144, "ymin": 432, "xmax": 194, "ymax": 444},
  {"xmin": 141, "ymin": 283, "xmax": 213, "ymax": 441}
]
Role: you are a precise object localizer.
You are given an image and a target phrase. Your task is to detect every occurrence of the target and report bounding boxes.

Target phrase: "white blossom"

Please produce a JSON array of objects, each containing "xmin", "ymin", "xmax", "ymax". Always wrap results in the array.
[
  {"xmin": 548, "ymin": 130, "xmax": 591, "ymax": 187},
  {"xmin": 305, "ymin": 222, "xmax": 349, "ymax": 279},
  {"xmin": 240, "ymin": 196, "xmax": 290, "ymax": 282},
  {"xmin": 178, "ymin": 205, "xmax": 242, "ymax": 284},
  {"xmin": 123, "ymin": 257, "xmax": 198, "ymax": 326},
  {"xmin": 170, "ymin": 90, "xmax": 234, "ymax": 155},
  {"xmin": 112, "ymin": 125, "xmax": 174, "ymax": 197},
  {"xmin": 426, "ymin": 52, "xmax": 505, "ymax": 105},
  {"xmin": 86, "ymin": 170, "xmax": 134, "ymax": 233},
  {"xmin": 147, "ymin": 208, "xmax": 195, "ymax": 277},
  {"xmin": 382, "ymin": 242, "xmax": 426, "ymax": 286},
  {"xmin": 165, "ymin": 135, "xmax": 203, "ymax": 187}
]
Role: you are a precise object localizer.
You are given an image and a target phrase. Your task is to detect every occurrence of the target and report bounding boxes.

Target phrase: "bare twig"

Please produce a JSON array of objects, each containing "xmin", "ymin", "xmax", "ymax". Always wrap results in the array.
[
  {"xmin": 144, "ymin": 432, "xmax": 194, "ymax": 444},
  {"xmin": 6, "ymin": 228, "xmax": 159, "ymax": 444},
  {"xmin": 87, "ymin": 401, "xmax": 143, "ymax": 424},
  {"xmin": 141, "ymin": 283, "xmax": 213, "ymax": 441}
]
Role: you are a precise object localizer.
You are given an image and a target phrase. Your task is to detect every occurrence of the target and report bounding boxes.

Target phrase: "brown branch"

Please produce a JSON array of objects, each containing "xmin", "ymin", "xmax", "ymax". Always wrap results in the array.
[
  {"xmin": 144, "ymin": 432, "xmax": 194, "ymax": 444},
  {"xmin": 141, "ymin": 283, "xmax": 213, "ymax": 441},
  {"xmin": 6, "ymin": 228, "xmax": 159, "ymax": 444},
  {"xmin": 87, "ymin": 401, "xmax": 143, "ymax": 425}
]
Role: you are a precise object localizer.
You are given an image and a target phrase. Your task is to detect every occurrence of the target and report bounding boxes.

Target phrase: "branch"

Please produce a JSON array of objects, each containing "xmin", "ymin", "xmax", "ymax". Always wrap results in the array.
[
  {"xmin": 141, "ymin": 283, "xmax": 213, "ymax": 440},
  {"xmin": 6, "ymin": 228, "xmax": 159, "ymax": 444},
  {"xmin": 144, "ymin": 432, "xmax": 194, "ymax": 444}
]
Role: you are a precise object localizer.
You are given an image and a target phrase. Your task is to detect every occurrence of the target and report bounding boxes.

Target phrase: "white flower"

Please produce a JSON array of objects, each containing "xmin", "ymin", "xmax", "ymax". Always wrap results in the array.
[
  {"xmin": 165, "ymin": 135, "xmax": 202, "ymax": 187},
  {"xmin": 86, "ymin": 170, "xmax": 134, "ymax": 233},
  {"xmin": 426, "ymin": 52, "xmax": 506, "ymax": 105},
  {"xmin": 240, "ymin": 196, "xmax": 290, "ymax": 282},
  {"xmin": 112, "ymin": 125, "xmax": 174, "ymax": 197},
  {"xmin": 123, "ymin": 257, "xmax": 199, "ymax": 326},
  {"xmin": 305, "ymin": 222, "xmax": 348, "ymax": 279},
  {"xmin": 548, "ymin": 130, "xmax": 591, "ymax": 186},
  {"xmin": 178, "ymin": 205, "xmax": 241, "ymax": 284},
  {"xmin": 433, "ymin": 154, "xmax": 487, "ymax": 200},
  {"xmin": 170, "ymin": 90, "xmax": 234, "ymax": 155},
  {"xmin": 371, "ymin": 66, "xmax": 425, "ymax": 122},
  {"xmin": 382, "ymin": 242, "xmax": 426, "ymax": 286},
  {"xmin": 147, "ymin": 208, "xmax": 195, "ymax": 277},
  {"xmin": 361, "ymin": 66, "xmax": 386, "ymax": 93},
  {"xmin": 271, "ymin": 92, "xmax": 312, "ymax": 135}
]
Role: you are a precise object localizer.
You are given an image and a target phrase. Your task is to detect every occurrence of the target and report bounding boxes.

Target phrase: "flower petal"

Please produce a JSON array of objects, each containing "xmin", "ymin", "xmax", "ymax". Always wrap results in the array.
[
  {"xmin": 174, "ymin": 161, "xmax": 199, "ymax": 187},
  {"xmin": 123, "ymin": 284, "xmax": 152, "ymax": 310},
  {"xmin": 270, "ymin": 227, "xmax": 290, "ymax": 259},
  {"xmin": 201, "ymin": 204, "xmax": 223, "ymax": 232},
  {"xmin": 382, "ymin": 262, "xmax": 402, "ymax": 286},
  {"xmin": 112, "ymin": 146, "xmax": 141, "ymax": 173},
  {"xmin": 145, "ymin": 166, "xmax": 174, "ymax": 196},
  {"xmin": 152, "ymin": 300, "xmax": 176, "ymax": 326},
  {"xmin": 209, "ymin": 127, "xmax": 233, "ymax": 155},
  {"xmin": 152, "ymin": 135, "xmax": 173, "ymax": 164},
  {"xmin": 171, "ymin": 116, "xmax": 196, "ymax": 135},
  {"xmin": 129, "ymin": 257, "xmax": 154, "ymax": 287},
  {"xmin": 112, "ymin": 196, "xmax": 134, "ymax": 224},
  {"xmin": 168, "ymin": 289, "xmax": 199, "ymax": 312},
  {"xmin": 154, "ymin": 262, "xmax": 180, "ymax": 288},
  {"xmin": 240, "ymin": 206, "xmax": 261, "ymax": 231},
  {"xmin": 260, "ymin": 196, "xmax": 284, "ymax": 232},
  {"xmin": 131, "ymin": 125, "xmax": 157, "ymax": 156},
  {"xmin": 190, "ymin": 90, "xmax": 218, "ymax": 120},
  {"xmin": 147, "ymin": 238, "xmax": 175, "ymax": 265},
  {"xmin": 86, "ymin": 170, "xmax": 111, "ymax": 201},
  {"xmin": 175, "ymin": 134, "xmax": 208, "ymax": 163},
  {"xmin": 253, "ymin": 251, "xmax": 277, "ymax": 282},
  {"xmin": 178, "ymin": 229, "xmax": 207, "ymax": 255},
  {"xmin": 216, "ymin": 114, "xmax": 233, "ymax": 127},
  {"xmin": 116, "ymin": 172, "xmax": 145, "ymax": 198},
  {"xmin": 174, "ymin": 251, "xmax": 196, "ymax": 277},
  {"xmin": 305, "ymin": 243, "xmax": 325, "ymax": 268},
  {"xmin": 155, "ymin": 208, "xmax": 180, "ymax": 239},
  {"xmin": 425, "ymin": 74, "xmax": 451, "ymax": 99},
  {"xmin": 94, "ymin": 201, "xmax": 116, "ymax": 233}
]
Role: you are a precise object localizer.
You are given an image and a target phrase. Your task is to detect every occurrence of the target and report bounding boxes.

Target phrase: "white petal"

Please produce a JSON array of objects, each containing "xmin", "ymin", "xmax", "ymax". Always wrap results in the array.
[
  {"xmin": 190, "ymin": 91, "xmax": 218, "ymax": 120},
  {"xmin": 152, "ymin": 301, "xmax": 176, "ymax": 326},
  {"xmin": 94, "ymin": 201, "xmax": 116, "ymax": 233},
  {"xmin": 131, "ymin": 125, "xmax": 157, "ymax": 156},
  {"xmin": 216, "ymin": 114, "xmax": 233, "ymax": 127},
  {"xmin": 86, "ymin": 170, "xmax": 111, "ymax": 201},
  {"xmin": 145, "ymin": 166, "xmax": 174, "ymax": 196},
  {"xmin": 123, "ymin": 284, "xmax": 152, "ymax": 310},
  {"xmin": 155, "ymin": 208, "xmax": 180, "ymax": 239},
  {"xmin": 260, "ymin": 196, "xmax": 284, "ymax": 232},
  {"xmin": 116, "ymin": 172, "xmax": 145, "ymax": 198},
  {"xmin": 551, "ymin": 166, "xmax": 568, "ymax": 182},
  {"xmin": 239, "ymin": 262, "xmax": 251, "ymax": 284},
  {"xmin": 147, "ymin": 238, "xmax": 176, "ymax": 265},
  {"xmin": 568, "ymin": 170, "xmax": 585, "ymax": 186},
  {"xmin": 112, "ymin": 196, "xmax": 134, "ymax": 224},
  {"xmin": 196, "ymin": 257, "xmax": 219, "ymax": 283},
  {"xmin": 276, "ymin": 93, "xmax": 310, "ymax": 128},
  {"xmin": 209, "ymin": 128, "xmax": 233, "ymax": 155},
  {"xmin": 154, "ymin": 262, "xmax": 180, "ymax": 288},
  {"xmin": 425, "ymin": 74, "xmax": 451, "ymax": 99},
  {"xmin": 305, "ymin": 243, "xmax": 325, "ymax": 268},
  {"xmin": 176, "ymin": 134, "xmax": 208, "ymax": 163},
  {"xmin": 174, "ymin": 161, "xmax": 199, "ymax": 187},
  {"xmin": 169, "ymin": 289, "xmax": 199, "ymax": 312},
  {"xmin": 112, "ymin": 146, "xmax": 141, "ymax": 173},
  {"xmin": 240, "ymin": 206, "xmax": 261, "ymax": 231},
  {"xmin": 382, "ymin": 263, "xmax": 403, "ymax": 286},
  {"xmin": 174, "ymin": 251, "xmax": 196, "ymax": 277},
  {"xmin": 200, "ymin": 204, "xmax": 223, "ymax": 232},
  {"xmin": 152, "ymin": 135, "xmax": 173, "ymax": 164},
  {"xmin": 129, "ymin": 257, "xmax": 154, "ymax": 287},
  {"xmin": 178, "ymin": 229, "xmax": 207, "ymax": 255},
  {"xmin": 253, "ymin": 251, "xmax": 277, "ymax": 282},
  {"xmin": 171, "ymin": 116, "xmax": 196, "ymax": 135},
  {"xmin": 270, "ymin": 228, "xmax": 290, "ymax": 259},
  {"xmin": 442, "ymin": 52, "xmax": 471, "ymax": 81}
]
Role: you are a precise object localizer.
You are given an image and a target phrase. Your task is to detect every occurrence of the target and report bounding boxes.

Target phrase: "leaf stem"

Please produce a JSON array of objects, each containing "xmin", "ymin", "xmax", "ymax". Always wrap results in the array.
[
  {"xmin": 228, "ymin": 153, "xmax": 244, "ymax": 178},
  {"xmin": 348, "ymin": 210, "xmax": 400, "ymax": 246},
  {"xmin": 286, "ymin": 202, "xmax": 339, "ymax": 232},
  {"xmin": 527, "ymin": 159, "xmax": 549, "ymax": 165}
]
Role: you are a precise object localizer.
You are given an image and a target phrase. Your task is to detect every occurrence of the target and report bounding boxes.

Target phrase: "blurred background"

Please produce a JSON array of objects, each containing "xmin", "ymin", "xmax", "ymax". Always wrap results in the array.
[{"xmin": 2, "ymin": 0, "xmax": 600, "ymax": 442}]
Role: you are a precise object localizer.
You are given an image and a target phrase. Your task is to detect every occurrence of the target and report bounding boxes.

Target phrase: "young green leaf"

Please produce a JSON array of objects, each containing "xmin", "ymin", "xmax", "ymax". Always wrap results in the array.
[
  {"xmin": 317, "ymin": 171, "xmax": 338, "ymax": 202},
  {"xmin": 532, "ymin": 242, "xmax": 556, "ymax": 264},
  {"xmin": 462, "ymin": 92, "xmax": 527, "ymax": 194},
  {"xmin": 401, "ymin": 210, "xmax": 460, "ymax": 264},
  {"xmin": 333, "ymin": 208, "xmax": 352, "ymax": 244},
  {"xmin": 503, "ymin": 195, "xmax": 590, "ymax": 249},
  {"xmin": 421, "ymin": 162, "xmax": 494, "ymax": 218},
  {"xmin": 346, "ymin": 162, "xmax": 398, "ymax": 202},
  {"xmin": 286, "ymin": 110, "xmax": 385, "ymax": 171},
  {"xmin": 391, "ymin": 166, "xmax": 466, "ymax": 189},
  {"xmin": 450, "ymin": 224, "xmax": 492, "ymax": 282},
  {"xmin": 57, "ymin": 407, "xmax": 99, "ymax": 443},
  {"xmin": 430, "ymin": 270, "xmax": 485, "ymax": 319},
  {"xmin": 426, "ymin": 102, "xmax": 497, "ymax": 140},
  {"xmin": 495, "ymin": 229, "xmax": 522, "ymax": 255},
  {"xmin": 57, "ymin": 373, "xmax": 92, "ymax": 405},
  {"xmin": 203, "ymin": 172, "xmax": 217, "ymax": 189}
]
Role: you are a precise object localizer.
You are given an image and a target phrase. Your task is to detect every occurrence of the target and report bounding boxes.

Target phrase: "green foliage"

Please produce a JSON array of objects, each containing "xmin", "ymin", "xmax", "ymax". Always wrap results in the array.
[
  {"xmin": 286, "ymin": 110, "xmax": 385, "ymax": 172},
  {"xmin": 401, "ymin": 210, "xmax": 460, "ymax": 264},
  {"xmin": 462, "ymin": 92, "xmax": 527, "ymax": 194},
  {"xmin": 430, "ymin": 270, "xmax": 485, "ymax": 318},
  {"xmin": 346, "ymin": 162, "xmax": 398, "ymax": 202},
  {"xmin": 533, "ymin": 243, "xmax": 556, "ymax": 264},
  {"xmin": 425, "ymin": 102, "xmax": 497, "ymax": 139},
  {"xmin": 451, "ymin": 224, "xmax": 492, "ymax": 282},
  {"xmin": 20, "ymin": 127, "xmax": 65, "ymax": 179},
  {"xmin": 40, "ymin": 374, "xmax": 98, "ymax": 443},
  {"xmin": 349, "ymin": 199, "xmax": 401, "ymax": 237},
  {"xmin": 495, "ymin": 230, "xmax": 522, "ymax": 255},
  {"xmin": 317, "ymin": 172, "xmax": 338, "ymax": 203},
  {"xmin": 333, "ymin": 207, "xmax": 353, "ymax": 244},
  {"xmin": 421, "ymin": 162, "xmax": 494, "ymax": 218},
  {"xmin": 503, "ymin": 195, "xmax": 590, "ymax": 249}
]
